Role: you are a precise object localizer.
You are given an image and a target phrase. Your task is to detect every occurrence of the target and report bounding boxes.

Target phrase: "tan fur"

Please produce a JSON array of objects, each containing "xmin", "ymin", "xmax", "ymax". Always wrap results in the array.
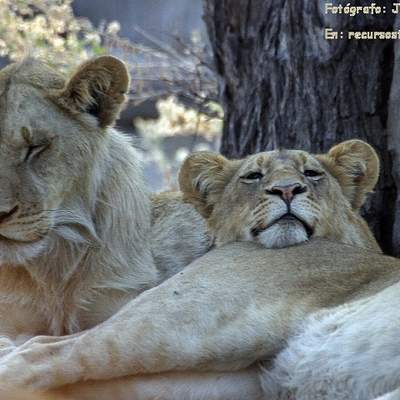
[
  {"xmin": 0, "ymin": 141, "xmax": 394, "ymax": 400},
  {"xmin": 0, "ymin": 240, "xmax": 399, "ymax": 400},
  {"xmin": 179, "ymin": 142, "xmax": 380, "ymax": 251},
  {"xmin": 0, "ymin": 57, "xmax": 208, "ymax": 348},
  {"xmin": 151, "ymin": 191, "xmax": 211, "ymax": 279},
  {"xmin": 321, "ymin": 139, "xmax": 380, "ymax": 210},
  {"xmin": 0, "ymin": 390, "xmax": 70, "ymax": 400},
  {"xmin": 57, "ymin": 56, "xmax": 130, "ymax": 128}
]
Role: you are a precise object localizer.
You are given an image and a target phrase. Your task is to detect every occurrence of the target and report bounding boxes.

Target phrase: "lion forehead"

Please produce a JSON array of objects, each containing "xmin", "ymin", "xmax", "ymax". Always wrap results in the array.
[
  {"xmin": 0, "ymin": 58, "xmax": 76, "ymax": 143},
  {"xmin": 0, "ymin": 58, "xmax": 65, "ymax": 91},
  {"xmin": 240, "ymin": 150, "xmax": 322, "ymax": 175}
]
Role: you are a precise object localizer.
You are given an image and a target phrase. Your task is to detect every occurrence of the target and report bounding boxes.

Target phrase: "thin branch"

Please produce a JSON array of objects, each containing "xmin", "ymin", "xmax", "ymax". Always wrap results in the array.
[{"xmin": 101, "ymin": 26, "xmax": 219, "ymax": 118}]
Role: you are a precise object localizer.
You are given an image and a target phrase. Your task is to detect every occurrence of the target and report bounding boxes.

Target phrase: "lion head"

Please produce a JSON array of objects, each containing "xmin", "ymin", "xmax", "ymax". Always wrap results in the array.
[
  {"xmin": 0, "ymin": 56, "xmax": 210, "ymax": 334},
  {"xmin": 179, "ymin": 140, "xmax": 380, "ymax": 251},
  {"xmin": 0, "ymin": 56, "xmax": 145, "ymax": 266}
]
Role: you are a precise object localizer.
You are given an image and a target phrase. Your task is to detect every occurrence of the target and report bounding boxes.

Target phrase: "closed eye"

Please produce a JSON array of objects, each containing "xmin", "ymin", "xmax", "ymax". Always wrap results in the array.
[
  {"xmin": 24, "ymin": 143, "xmax": 50, "ymax": 163},
  {"xmin": 240, "ymin": 171, "xmax": 264, "ymax": 182},
  {"xmin": 304, "ymin": 169, "xmax": 323, "ymax": 179}
]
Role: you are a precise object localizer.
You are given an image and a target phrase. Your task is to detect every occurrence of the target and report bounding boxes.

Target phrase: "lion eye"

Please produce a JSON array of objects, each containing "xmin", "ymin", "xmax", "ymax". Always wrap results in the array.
[
  {"xmin": 240, "ymin": 172, "xmax": 264, "ymax": 181},
  {"xmin": 24, "ymin": 144, "xmax": 49, "ymax": 163},
  {"xmin": 304, "ymin": 169, "xmax": 323, "ymax": 179}
]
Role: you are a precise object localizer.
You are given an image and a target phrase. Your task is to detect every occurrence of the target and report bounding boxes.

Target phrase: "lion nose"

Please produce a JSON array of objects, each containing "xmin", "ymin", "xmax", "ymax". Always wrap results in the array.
[
  {"xmin": 266, "ymin": 183, "xmax": 307, "ymax": 204},
  {"xmin": 0, "ymin": 205, "xmax": 19, "ymax": 224}
]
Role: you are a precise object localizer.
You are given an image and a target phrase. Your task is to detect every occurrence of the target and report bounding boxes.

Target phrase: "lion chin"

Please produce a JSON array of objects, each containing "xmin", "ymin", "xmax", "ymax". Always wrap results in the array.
[{"xmin": 256, "ymin": 220, "xmax": 310, "ymax": 249}]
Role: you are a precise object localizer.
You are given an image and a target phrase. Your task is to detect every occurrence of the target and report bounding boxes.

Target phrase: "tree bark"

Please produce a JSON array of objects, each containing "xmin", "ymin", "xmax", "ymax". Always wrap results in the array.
[
  {"xmin": 203, "ymin": 0, "xmax": 397, "ymax": 254},
  {"xmin": 387, "ymin": 15, "xmax": 400, "ymax": 257}
]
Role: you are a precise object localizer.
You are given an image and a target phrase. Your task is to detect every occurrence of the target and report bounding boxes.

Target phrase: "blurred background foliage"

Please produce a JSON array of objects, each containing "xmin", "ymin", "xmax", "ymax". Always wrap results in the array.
[
  {"xmin": 0, "ymin": 0, "xmax": 221, "ymax": 190},
  {"xmin": 0, "ymin": 0, "xmax": 106, "ymax": 69}
]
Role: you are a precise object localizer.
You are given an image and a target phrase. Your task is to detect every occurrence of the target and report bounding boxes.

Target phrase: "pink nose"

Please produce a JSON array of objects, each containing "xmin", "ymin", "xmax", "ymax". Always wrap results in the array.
[
  {"xmin": 266, "ymin": 184, "xmax": 306, "ymax": 203},
  {"xmin": 0, "ymin": 205, "xmax": 19, "ymax": 224}
]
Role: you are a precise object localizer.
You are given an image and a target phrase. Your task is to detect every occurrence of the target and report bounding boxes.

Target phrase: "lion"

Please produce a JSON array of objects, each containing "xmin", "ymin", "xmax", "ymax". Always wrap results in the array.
[
  {"xmin": 178, "ymin": 140, "xmax": 380, "ymax": 251},
  {"xmin": 0, "ymin": 140, "xmax": 398, "ymax": 400},
  {"xmin": 0, "ymin": 56, "xmax": 209, "ymax": 351}
]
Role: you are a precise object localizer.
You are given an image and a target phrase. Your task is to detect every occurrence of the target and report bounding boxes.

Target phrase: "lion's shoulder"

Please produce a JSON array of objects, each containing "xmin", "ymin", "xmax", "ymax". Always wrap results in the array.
[
  {"xmin": 151, "ymin": 191, "xmax": 185, "ymax": 223},
  {"xmin": 151, "ymin": 191, "xmax": 212, "ymax": 280}
]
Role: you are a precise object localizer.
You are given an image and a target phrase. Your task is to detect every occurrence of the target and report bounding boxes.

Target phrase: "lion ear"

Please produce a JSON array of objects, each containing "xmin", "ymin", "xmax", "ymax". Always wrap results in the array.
[
  {"xmin": 318, "ymin": 140, "xmax": 380, "ymax": 210},
  {"xmin": 58, "ymin": 56, "xmax": 130, "ymax": 128},
  {"xmin": 179, "ymin": 151, "xmax": 237, "ymax": 219}
]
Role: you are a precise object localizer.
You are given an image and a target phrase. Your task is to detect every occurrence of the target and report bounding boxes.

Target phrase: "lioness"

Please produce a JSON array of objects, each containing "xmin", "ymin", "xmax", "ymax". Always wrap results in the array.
[
  {"xmin": 0, "ymin": 140, "xmax": 397, "ymax": 400},
  {"xmin": 0, "ymin": 56, "xmax": 208, "ymax": 348},
  {"xmin": 179, "ymin": 139, "xmax": 380, "ymax": 251}
]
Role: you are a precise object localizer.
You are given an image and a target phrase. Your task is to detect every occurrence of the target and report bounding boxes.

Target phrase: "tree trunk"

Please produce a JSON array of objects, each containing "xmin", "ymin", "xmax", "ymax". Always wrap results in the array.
[
  {"xmin": 387, "ymin": 15, "xmax": 400, "ymax": 257},
  {"xmin": 203, "ymin": 0, "xmax": 397, "ymax": 254}
]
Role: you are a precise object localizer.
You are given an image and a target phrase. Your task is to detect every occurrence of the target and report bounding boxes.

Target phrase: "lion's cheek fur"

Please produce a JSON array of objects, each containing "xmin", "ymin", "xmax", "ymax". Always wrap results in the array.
[{"xmin": 313, "ymin": 198, "xmax": 380, "ymax": 252}]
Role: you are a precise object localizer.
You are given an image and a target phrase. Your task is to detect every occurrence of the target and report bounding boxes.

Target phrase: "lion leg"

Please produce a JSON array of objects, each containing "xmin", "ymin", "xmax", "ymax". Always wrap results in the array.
[
  {"xmin": 51, "ymin": 368, "xmax": 263, "ymax": 400},
  {"xmin": 0, "ymin": 267, "xmax": 280, "ymax": 390},
  {"xmin": 260, "ymin": 283, "xmax": 400, "ymax": 400},
  {"xmin": 0, "ymin": 303, "xmax": 40, "ymax": 358},
  {"xmin": 0, "ymin": 337, "xmax": 17, "ymax": 357}
]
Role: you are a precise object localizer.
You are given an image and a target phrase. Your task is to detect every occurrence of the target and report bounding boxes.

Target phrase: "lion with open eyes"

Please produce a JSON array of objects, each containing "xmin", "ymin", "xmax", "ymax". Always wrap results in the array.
[
  {"xmin": 1, "ymin": 140, "xmax": 399, "ymax": 400},
  {"xmin": 179, "ymin": 139, "xmax": 380, "ymax": 252}
]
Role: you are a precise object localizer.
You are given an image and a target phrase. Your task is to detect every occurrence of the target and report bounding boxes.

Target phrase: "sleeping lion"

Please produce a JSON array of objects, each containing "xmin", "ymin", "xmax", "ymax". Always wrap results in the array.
[
  {"xmin": 0, "ymin": 56, "xmax": 209, "ymax": 350},
  {"xmin": 0, "ymin": 140, "xmax": 398, "ymax": 400}
]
